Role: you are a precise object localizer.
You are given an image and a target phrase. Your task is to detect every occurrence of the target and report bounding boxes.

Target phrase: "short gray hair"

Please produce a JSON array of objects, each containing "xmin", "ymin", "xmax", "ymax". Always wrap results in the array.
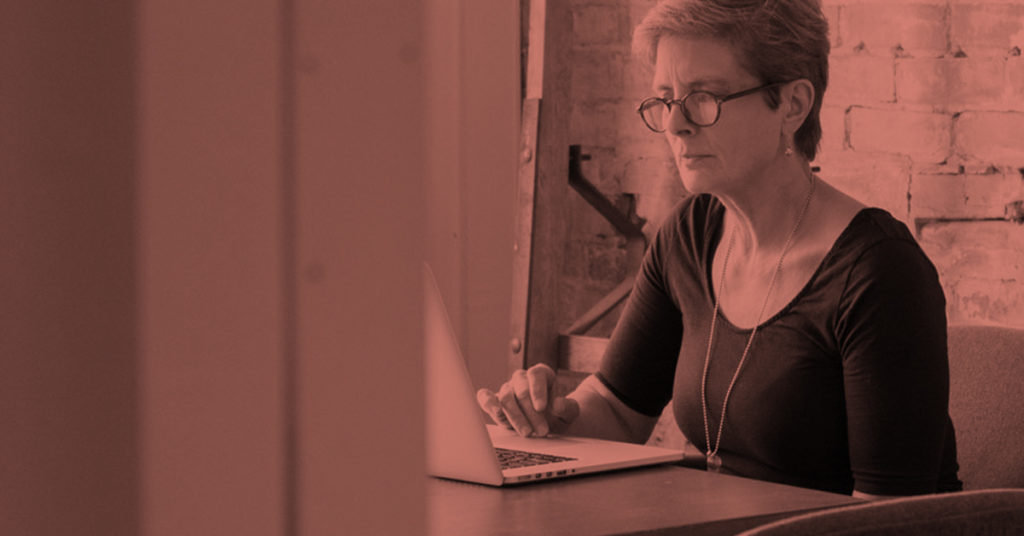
[{"xmin": 633, "ymin": 0, "xmax": 830, "ymax": 161}]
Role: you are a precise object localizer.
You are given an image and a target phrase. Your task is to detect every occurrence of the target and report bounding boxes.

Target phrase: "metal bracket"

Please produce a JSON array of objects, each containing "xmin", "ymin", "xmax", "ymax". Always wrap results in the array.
[{"xmin": 563, "ymin": 145, "xmax": 648, "ymax": 336}]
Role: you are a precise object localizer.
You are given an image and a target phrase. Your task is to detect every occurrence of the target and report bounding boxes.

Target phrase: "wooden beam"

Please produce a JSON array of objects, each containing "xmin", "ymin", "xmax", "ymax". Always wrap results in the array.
[{"xmin": 509, "ymin": 0, "xmax": 573, "ymax": 373}]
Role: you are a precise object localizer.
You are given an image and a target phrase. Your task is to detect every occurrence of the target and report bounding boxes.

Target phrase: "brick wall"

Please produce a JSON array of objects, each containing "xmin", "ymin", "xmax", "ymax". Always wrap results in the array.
[{"xmin": 560, "ymin": 0, "xmax": 1024, "ymax": 332}]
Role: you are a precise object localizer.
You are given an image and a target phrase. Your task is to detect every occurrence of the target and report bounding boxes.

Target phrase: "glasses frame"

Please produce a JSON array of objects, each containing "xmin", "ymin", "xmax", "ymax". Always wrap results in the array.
[{"xmin": 637, "ymin": 81, "xmax": 790, "ymax": 132}]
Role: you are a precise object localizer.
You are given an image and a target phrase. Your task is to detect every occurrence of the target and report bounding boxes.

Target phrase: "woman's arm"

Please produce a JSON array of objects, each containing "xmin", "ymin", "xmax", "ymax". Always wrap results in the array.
[
  {"xmin": 837, "ymin": 238, "xmax": 953, "ymax": 496},
  {"xmin": 564, "ymin": 374, "xmax": 659, "ymax": 443}
]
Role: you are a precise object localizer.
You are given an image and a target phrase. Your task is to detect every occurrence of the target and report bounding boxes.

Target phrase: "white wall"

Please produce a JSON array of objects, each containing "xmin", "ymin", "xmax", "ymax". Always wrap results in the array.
[
  {"xmin": 2, "ymin": 0, "xmax": 515, "ymax": 532},
  {"xmin": 426, "ymin": 0, "xmax": 519, "ymax": 392},
  {"xmin": 136, "ymin": 0, "xmax": 288, "ymax": 533},
  {"xmin": 292, "ymin": 1, "xmax": 426, "ymax": 533},
  {"xmin": 4, "ymin": 0, "xmax": 432, "ymax": 534},
  {"xmin": 1, "ymin": 2, "xmax": 138, "ymax": 534}
]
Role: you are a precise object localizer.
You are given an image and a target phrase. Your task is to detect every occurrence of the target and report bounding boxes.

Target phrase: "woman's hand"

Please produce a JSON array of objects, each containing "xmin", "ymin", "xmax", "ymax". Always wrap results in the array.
[{"xmin": 476, "ymin": 364, "xmax": 580, "ymax": 437}]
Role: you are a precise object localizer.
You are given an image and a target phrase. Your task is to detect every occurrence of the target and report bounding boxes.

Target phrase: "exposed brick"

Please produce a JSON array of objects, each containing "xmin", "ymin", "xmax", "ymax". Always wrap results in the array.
[
  {"xmin": 917, "ymin": 220, "xmax": 1024, "ymax": 325},
  {"xmin": 616, "ymin": 129, "xmax": 670, "ymax": 175},
  {"xmin": 557, "ymin": 275, "xmax": 620, "ymax": 331},
  {"xmin": 919, "ymin": 221, "xmax": 1024, "ymax": 283},
  {"xmin": 611, "ymin": 95, "xmax": 664, "ymax": 150},
  {"xmin": 950, "ymin": 3, "xmax": 1024, "ymax": 58},
  {"xmin": 566, "ymin": 189, "xmax": 620, "ymax": 239},
  {"xmin": 828, "ymin": 56, "xmax": 896, "ymax": 105},
  {"xmin": 954, "ymin": 111, "xmax": 1024, "ymax": 165},
  {"xmin": 636, "ymin": 188, "xmax": 687, "ymax": 235},
  {"xmin": 950, "ymin": 278, "xmax": 1024, "ymax": 326},
  {"xmin": 621, "ymin": 154, "xmax": 686, "ymax": 226},
  {"xmin": 614, "ymin": 154, "xmax": 688, "ymax": 228},
  {"xmin": 815, "ymin": 104, "xmax": 848, "ymax": 160},
  {"xmin": 562, "ymin": 240, "xmax": 589, "ymax": 281},
  {"xmin": 570, "ymin": 100, "xmax": 623, "ymax": 148},
  {"xmin": 621, "ymin": 153, "xmax": 675, "ymax": 194},
  {"xmin": 813, "ymin": 152, "xmax": 913, "ymax": 224},
  {"xmin": 1009, "ymin": 57, "xmax": 1024, "ymax": 111},
  {"xmin": 576, "ymin": 145, "xmax": 622, "ymax": 193},
  {"xmin": 838, "ymin": 3, "xmax": 948, "ymax": 57},
  {"xmin": 583, "ymin": 239, "xmax": 629, "ymax": 281},
  {"xmin": 848, "ymin": 107, "xmax": 952, "ymax": 163},
  {"xmin": 572, "ymin": 2, "xmax": 631, "ymax": 48},
  {"xmin": 572, "ymin": 48, "xmax": 626, "ymax": 102},
  {"xmin": 910, "ymin": 169, "xmax": 1024, "ymax": 219},
  {"xmin": 625, "ymin": 57, "xmax": 654, "ymax": 100},
  {"xmin": 628, "ymin": 0, "xmax": 659, "ymax": 26},
  {"xmin": 896, "ymin": 57, "xmax": 1006, "ymax": 111},
  {"xmin": 824, "ymin": 5, "xmax": 841, "ymax": 48},
  {"xmin": 562, "ymin": 239, "xmax": 629, "ymax": 287}
]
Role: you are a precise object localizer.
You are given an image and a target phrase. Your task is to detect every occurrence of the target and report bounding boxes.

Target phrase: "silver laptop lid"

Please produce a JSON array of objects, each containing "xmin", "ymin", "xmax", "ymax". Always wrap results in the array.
[{"xmin": 423, "ymin": 264, "xmax": 504, "ymax": 485}]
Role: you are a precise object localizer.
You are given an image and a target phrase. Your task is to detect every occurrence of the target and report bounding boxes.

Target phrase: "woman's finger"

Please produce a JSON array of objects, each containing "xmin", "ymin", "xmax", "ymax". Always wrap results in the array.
[
  {"xmin": 526, "ymin": 364, "xmax": 555, "ymax": 412},
  {"xmin": 511, "ymin": 370, "xmax": 549, "ymax": 437},
  {"xmin": 497, "ymin": 381, "xmax": 534, "ymax": 437},
  {"xmin": 476, "ymin": 388, "xmax": 511, "ymax": 428}
]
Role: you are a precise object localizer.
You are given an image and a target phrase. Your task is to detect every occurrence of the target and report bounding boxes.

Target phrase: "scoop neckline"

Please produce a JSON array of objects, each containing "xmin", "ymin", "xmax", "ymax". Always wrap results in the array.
[{"xmin": 703, "ymin": 204, "xmax": 882, "ymax": 333}]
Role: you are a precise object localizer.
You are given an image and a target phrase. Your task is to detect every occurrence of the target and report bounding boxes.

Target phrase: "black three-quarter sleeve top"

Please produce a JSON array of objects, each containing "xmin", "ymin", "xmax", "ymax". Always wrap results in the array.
[{"xmin": 597, "ymin": 194, "xmax": 962, "ymax": 496}]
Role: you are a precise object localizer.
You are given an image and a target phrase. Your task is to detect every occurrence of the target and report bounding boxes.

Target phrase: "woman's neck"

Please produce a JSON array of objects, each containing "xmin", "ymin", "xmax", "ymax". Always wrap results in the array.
[{"xmin": 716, "ymin": 159, "xmax": 815, "ymax": 259}]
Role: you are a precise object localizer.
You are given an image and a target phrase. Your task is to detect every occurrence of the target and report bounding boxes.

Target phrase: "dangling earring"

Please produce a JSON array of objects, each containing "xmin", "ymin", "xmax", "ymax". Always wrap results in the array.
[{"xmin": 784, "ymin": 144, "xmax": 795, "ymax": 156}]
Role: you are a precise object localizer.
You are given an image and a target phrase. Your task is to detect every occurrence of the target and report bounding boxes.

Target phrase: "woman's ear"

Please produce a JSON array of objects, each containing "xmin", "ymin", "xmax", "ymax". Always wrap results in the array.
[{"xmin": 782, "ymin": 79, "xmax": 815, "ymax": 135}]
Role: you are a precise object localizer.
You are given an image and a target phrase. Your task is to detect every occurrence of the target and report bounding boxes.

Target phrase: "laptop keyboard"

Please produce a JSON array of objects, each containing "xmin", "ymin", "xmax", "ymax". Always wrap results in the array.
[{"xmin": 495, "ymin": 447, "xmax": 577, "ymax": 470}]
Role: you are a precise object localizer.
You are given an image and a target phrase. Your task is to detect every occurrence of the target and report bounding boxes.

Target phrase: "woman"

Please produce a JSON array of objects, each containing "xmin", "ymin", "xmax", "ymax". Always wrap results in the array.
[{"xmin": 478, "ymin": 0, "xmax": 961, "ymax": 498}]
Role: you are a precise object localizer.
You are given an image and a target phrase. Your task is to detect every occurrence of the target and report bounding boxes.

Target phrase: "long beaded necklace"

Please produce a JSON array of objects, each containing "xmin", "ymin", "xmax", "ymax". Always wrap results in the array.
[{"xmin": 701, "ymin": 175, "xmax": 816, "ymax": 472}]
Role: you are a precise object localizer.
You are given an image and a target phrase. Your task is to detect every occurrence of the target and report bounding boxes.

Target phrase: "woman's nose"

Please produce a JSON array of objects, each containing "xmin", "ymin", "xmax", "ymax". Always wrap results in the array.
[{"xmin": 665, "ymin": 103, "xmax": 695, "ymax": 136}]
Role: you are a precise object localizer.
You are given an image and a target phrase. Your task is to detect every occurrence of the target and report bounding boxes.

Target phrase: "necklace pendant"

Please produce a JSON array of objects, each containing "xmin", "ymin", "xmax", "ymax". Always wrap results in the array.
[{"xmin": 706, "ymin": 453, "xmax": 723, "ymax": 473}]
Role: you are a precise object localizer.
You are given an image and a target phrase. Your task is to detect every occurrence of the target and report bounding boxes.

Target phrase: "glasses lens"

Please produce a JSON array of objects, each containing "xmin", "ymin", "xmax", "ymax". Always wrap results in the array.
[
  {"xmin": 639, "ymin": 99, "xmax": 669, "ymax": 132},
  {"xmin": 684, "ymin": 92, "xmax": 720, "ymax": 126}
]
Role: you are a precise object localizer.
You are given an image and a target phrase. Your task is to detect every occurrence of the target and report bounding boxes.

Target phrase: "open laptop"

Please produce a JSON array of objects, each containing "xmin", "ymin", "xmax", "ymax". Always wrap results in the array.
[{"xmin": 424, "ymin": 264, "xmax": 683, "ymax": 486}]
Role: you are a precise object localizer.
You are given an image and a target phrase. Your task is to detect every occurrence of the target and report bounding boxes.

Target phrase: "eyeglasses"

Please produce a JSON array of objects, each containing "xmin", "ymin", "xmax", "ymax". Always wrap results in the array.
[{"xmin": 637, "ymin": 81, "xmax": 788, "ymax": 132}]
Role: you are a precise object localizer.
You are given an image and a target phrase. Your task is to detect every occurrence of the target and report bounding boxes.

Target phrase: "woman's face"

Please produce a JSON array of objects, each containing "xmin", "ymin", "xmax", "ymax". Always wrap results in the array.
[{"xmin": 652, "ymin": 35, "xmax": 784, "ymax": 196}]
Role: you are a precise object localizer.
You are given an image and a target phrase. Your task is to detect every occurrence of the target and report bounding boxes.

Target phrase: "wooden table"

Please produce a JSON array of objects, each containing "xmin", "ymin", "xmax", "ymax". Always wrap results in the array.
[{"xmin": 428, "ymin": 464, "xmax": 862, "ymax": 535}]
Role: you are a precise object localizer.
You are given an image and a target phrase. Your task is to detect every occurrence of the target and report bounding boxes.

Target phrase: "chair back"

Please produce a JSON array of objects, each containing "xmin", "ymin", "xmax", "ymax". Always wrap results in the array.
[
  {"xmin": 737, "ymin": 489, "xmax": 1024, "ymax": 535},
  {"xmin": 947, "ymin": 324, "xmax": 1024, "ymax": 489}
]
